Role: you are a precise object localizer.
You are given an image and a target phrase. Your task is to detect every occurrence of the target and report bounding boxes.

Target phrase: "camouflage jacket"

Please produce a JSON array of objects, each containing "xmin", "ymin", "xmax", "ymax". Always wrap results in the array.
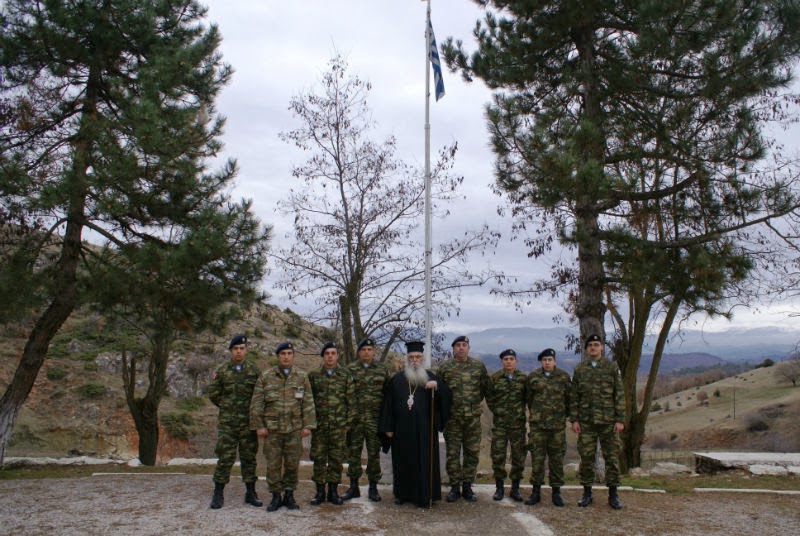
[
  {"xmin": 436, "ymin": 357, "xmax": 489, "ymax": 419},
  {"xmin": 249, "ymin": 367, "xmax": 316, "ymax": 433},
  {"xmin": 345, "ymin": 360, "xmax": 390, "ymax": 422},
  {"xmin": 486, "ymin": 369, "xmax": 527, "ymax": 428},
  {"xmin": 526, "ymin": 367, "xmax": 571, "ymax": 429},
  {"xmin": 207, "ymin": 360, "xmax": 261, "ymax": 428},
  {"xmin": 309, "ymin": 365, "xmax": 354, "ymax": 430},
  {"xmin": 570, "ymin": 358, "xmax": 624, "ymax": 425}
]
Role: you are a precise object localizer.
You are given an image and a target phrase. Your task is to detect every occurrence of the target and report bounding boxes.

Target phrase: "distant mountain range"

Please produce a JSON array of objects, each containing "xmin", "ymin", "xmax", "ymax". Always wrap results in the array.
[{"xmin": 441, "ymin": 326, "xmax": 797, "ymax": 373}]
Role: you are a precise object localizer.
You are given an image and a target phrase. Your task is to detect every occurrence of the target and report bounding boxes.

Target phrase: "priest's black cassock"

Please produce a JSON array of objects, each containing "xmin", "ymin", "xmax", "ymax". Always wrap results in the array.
[{"xmin": 379, "ymin": 369, "xmax": 451, "ymax": 507}]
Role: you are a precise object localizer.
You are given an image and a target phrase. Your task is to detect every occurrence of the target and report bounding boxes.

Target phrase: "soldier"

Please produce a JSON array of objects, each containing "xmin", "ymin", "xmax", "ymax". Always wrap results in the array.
[
  {"xmin": 250, "ymin": 341, "xmax": 316, "ymax": 512},
  {"xmin": 341, "ymin": 337, "xmax": 390, "ymax": 502},
  {"xmin": 570, "ymin": 334, "xmax": 625, "ymax": 510},
  {"xmin": 207, "ymin": 334, "xmax": 263, "ymax": 509},
  {"xmin": 437, "ymin": 335, "xmax": 489, "ymax": 502},
  {"xmin": 526, "ymin": 348, "xmax": 572, "ymax": 507},
  {"xmin": 308, "ymin": 341, "xmax": 353, "ymax": 506},
  {"xmin": 486, "ymin": 348, "xmax": 527, "ymax": 502}
]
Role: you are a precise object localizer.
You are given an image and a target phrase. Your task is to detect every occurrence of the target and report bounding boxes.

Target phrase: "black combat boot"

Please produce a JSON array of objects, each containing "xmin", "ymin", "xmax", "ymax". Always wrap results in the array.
[
  {"xmin": 310, "ymin": 482, "xmax": 326, "ymax": 506},
  {"xmin": 509, "ymin": 480, "xmax": 523, "ymax": 502},
  {"xmin": 492, "ymin": 479, "xmax": 504, "ymax": 501},
  {"xmin": 244, "ymin": 482, "xmax": 263, "ymax": 507},
  {"xmin": 210, "ymin": 482, "xmax": 224, "ymax": 509},
  {"xmin": 524, "ymin": 484, "xmax": 541, "ymax": 506},
  {"xmin": 328, "ymin": 483, "xmax": 344, "ymax": 505},
  {"xmin": 551, "ymin": 486, "xmax": 564, "ymax": 507},
  {"xmin": 462, "ymin": 481, "xmax": 477, "ymax": 502},
  {"xmin": 446, "ymin": 483, "xmax": 461, "ymax": 502},
  {"xmin": 341, "ymin": 477, "xmax": 360, "ymax": 500},
  {"xmin": 282, "ymin": 490, "xmax": 299, "ymax": 510},
  {"xmin": 608, "ymin": 486, "xmax": 622, "ymax": 510},
  {"xmin": 266, "ymin": 492, "xmax": 282, "ymax": 512},
  {"xmin": 577, "ymin": 485, "xmax": 592, "ymax": 507},
  {"xmin": 368, "ymin": 481, "xmax": 381, "ymax": 502}
]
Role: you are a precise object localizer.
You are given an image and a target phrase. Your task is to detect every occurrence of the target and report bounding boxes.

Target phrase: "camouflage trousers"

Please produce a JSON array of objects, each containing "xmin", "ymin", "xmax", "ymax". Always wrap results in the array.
[
  {"xmin": 311, "ymin": 423, "xmax": 347, "ymax": 484},
  {"xmin": 444, "ymin": 414, "xmax": 482, "ymax": 484},
  {"xmin": 212, "ymin": 425, "xmax": 258, "ymax": 484},
  {"xmin": 490, "ymin": 424, "xmax": 526, "ymax": 481},
  {"xmin": 577, "ymin": 423, "xmax": 621, "ymax": 486},
  {"xmin": 262, "ymin": 430, "xmax": 303, "ymax": 492},
  {"xmin": 529, "ymin": 426, "xmax": 566, "ymax": 486},
  {"xmin": 345, "ymin": 418, "xmax": 382, "ymax": 482}
]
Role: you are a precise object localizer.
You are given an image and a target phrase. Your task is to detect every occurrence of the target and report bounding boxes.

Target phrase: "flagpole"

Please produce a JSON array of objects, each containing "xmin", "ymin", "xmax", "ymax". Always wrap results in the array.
[{"xmin": 423, "ymin": 0, "xmax": 433, "ymax": 370}]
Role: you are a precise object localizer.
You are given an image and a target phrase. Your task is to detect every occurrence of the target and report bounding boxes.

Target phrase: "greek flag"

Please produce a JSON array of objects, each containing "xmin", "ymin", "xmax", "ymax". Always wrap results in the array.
[{"xmin": 428, "ymin": 18, "xmax": 445, "ymax": 101}]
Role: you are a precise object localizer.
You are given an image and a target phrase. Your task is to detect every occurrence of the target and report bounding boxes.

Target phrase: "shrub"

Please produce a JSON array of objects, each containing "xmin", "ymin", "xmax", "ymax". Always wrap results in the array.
[
  {"xmin": 161, "ymin": 412, "xmax": 195, "ymax": 439},
  {"xmin": 76, "ymin": 383, "xmax": 106, "ymax": 399},
  {"xmin": 745, "ymin": 414, "xmax": 769, "ymax": 432},
  {"xmin": 713, "ymin": 389, "xmax": 721, "ymax": 398},
  {"xmin": 650, "ymin": 402, "xmax": 662, "ymax": 412},
  {"xmin": 46, "ymin": 366, "xmax": 67, "ymax": 381},
  {"xmin": 175, "ymin": 396, "xmax": 205, "ymax": 412},
  {"xmin": 670, "ymin": 433, "xmax": 678, "ymax": 441}
]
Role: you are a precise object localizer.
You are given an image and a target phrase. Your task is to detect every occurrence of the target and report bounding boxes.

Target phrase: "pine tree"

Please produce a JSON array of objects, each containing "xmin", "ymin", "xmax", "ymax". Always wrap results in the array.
[
  {"xmin": 0, "ymin": 0, "xmax": 268, "ymax": 463},
  {"xmin": 444, "ymin": 0, "xmax": 800, "ymax": 467}
]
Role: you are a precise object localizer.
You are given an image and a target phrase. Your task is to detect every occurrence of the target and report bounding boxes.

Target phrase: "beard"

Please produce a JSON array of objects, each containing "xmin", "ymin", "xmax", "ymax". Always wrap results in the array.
[{"xmin": 404, "ymin": 362, "xmax": 429, "ymax": 387}]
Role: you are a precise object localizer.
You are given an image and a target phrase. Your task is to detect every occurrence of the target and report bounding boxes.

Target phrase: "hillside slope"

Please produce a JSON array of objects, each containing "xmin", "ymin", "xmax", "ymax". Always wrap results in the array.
[{"xmin": 645, "ymin": 364, "xmax": 800, "ymax": 452}]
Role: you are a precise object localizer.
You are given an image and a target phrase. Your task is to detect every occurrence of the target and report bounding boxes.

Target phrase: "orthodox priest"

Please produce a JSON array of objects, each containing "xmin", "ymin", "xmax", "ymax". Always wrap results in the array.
[{"xmin": 379, "ymin": 341, "xmax": 451, "ymax": 507}]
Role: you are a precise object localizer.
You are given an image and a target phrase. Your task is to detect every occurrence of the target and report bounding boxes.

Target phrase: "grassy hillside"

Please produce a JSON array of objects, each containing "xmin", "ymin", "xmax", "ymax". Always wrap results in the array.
[
  {"xmin": 0, "ymin": 303, "xmax": 377, "ymax": 461},
  {"xmin": 645, "ymin": 364, "xmax": 800, "ymax": 452}
]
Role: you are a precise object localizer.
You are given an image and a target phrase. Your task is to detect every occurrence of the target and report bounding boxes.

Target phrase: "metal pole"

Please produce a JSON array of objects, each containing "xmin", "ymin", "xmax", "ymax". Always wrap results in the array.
[{"xmin": 423, "ymin": 0, "xmax": 433, "ymax": 369}]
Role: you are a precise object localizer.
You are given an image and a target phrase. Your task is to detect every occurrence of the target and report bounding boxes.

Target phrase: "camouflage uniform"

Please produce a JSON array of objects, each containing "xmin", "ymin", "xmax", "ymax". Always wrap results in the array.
[
  {"xmin": 436, "ymin": 357, "xmax": 489, "ymax": 485},
  {"xmin": 570, "ymin": 357, "xmax": 624, "ymax": 486},
  {"xmin": 344, "ymin": 359, "xmax": 390, "ymax": 482},
  {"xmin": 309, "ymin": 365, "xmax": 353, "ymax": 484},
  {"xmin": 486, "ymin": 369, "xmax": 527, "ymax": 481},
  {"xmin": 249, "ymin": 367, "xmax": 316, "ymax": 492},
  {"xmin": 208, "ymin": 359, "xmax": 261, "ymax": 485},
  {"xmin": 527, "ymin": 367, "xmax": 571, "ymax": 486}
]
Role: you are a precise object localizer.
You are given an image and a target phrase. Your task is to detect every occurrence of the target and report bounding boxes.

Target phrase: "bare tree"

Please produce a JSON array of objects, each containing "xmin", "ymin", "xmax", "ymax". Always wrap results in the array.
[
  {"xmin": 273, "ymin": 55, "xmax": 497, "ymax": 360},
  {"xmin": 776, "ymin": 350, "xmax": 800, "ymax": 387}
]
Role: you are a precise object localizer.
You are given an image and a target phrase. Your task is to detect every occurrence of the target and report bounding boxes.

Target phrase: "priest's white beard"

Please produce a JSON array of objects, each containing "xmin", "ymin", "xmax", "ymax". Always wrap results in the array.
[{"xmin": 404, "ymin": 363, "xmax": 429, "ymax": 387}]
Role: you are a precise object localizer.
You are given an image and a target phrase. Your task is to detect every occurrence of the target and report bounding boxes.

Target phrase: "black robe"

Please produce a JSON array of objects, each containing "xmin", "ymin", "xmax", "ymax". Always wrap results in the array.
[{"xmin": 378, "ymin": 369, "xmax": 451, "ymax": 507}]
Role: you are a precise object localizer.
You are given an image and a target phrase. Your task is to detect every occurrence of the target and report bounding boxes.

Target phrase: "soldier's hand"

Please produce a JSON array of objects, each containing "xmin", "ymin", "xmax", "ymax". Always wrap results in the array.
[
  {"xmin": 300, "ymin": 427, "xmax": 311, "ymax": 438},
  {"xmin": 571, "ymin": 422, "xmax": 581, "ymax": 434},
  {"xmin": 613, "ymin": 422, "xmax": 624, "ymax": 433},
  {"xmin": 256, "ymin": 428, "xmax": 268, "ymax": 438},
  {"xmin": 385, "ymin": 432, "xmax": 394, "ymax": 438}
]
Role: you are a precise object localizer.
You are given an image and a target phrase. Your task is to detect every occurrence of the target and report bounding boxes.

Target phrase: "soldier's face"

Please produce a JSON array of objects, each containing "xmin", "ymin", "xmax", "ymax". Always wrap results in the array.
[
  {"xmin": 501, "ymin": 355, "xmax": 517, "ymax": 373},
  {"xmin": 277, "ymin": 349, "xmax": 294, "ymax": 368},
  {"xmin": 540, "ymin": 355, "xmax": 556, "ymax": 372},
  {"xmin": 230, "ymin": 344, "xmax": 246, "ymax": 363},
  {"xmin": 586, "ymin": 341, "xmax": 603, "ymax": 360},
  {"xmin": 358, "ymin": 345, "xmax": 375, "ymax": 363},
  {"xmin": 407, "ymin": 353, "xmax": 423, "ymax": 369},
  {"xmin": 452, "ymin": 341, "xmax": 469, "ymax": 360},
  {"xmin": 322, "ymin": 348, "xmax": 338, "ymax": 368}
]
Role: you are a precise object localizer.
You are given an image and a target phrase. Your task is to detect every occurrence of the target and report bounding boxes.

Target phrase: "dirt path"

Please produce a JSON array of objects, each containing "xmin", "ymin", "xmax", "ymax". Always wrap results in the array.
[{"xmin": 0, "ymin": 475, "xmax": 797, "ymax": 535}]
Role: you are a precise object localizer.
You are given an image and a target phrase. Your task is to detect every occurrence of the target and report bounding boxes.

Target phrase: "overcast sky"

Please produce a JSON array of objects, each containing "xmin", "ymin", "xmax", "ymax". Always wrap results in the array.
[{"xmin": 202, "ymin": 0, "xmax": 799, "ymax": 335}]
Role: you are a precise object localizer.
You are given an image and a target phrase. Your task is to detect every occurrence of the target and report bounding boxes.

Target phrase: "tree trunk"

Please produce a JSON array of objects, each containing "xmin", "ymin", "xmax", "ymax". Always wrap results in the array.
[
  {"xmin": 123, "ymin": 332, "xmax": 171, "ymax": 465},
  {"xmin": 573, "ymin": 23, "xmax": 607, "ymax": 349},
  {"xmin": 339, "ymin": 295, "xmax": 354, "ymax": 364},
  {"xmin": 620, "ymin": 296, "xmax": 681, "ymax": 469}
]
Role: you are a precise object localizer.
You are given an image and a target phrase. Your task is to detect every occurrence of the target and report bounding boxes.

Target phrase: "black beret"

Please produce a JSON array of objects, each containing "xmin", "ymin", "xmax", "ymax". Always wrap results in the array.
[
  {"xmin": 357, "ymin": 338, "xmax": 375, "ymax": 351},
  {"xmin": 499, "ymin": 349, "xmax": 517, "ymax": 359},
  {"xmin": 406, "ymin": 340, "xmax": 425, "ymax": 353},
  {"xmin": 320, "ymin": 341, "xmax": 337, "ymax": 356},
  {"xmin": 275, "ymin": 341, "xmax": 294, "ymax": 354},
  {"xmin": 584, "ymin": 334, "xmax": 603, "ymax": 349},
  {"xmin": 451, "ymin": 335, "xmax": 469, "ymax": 347},
  {"xmin": 228, "ymin": 334, "xmax": 247, "ymax": 349},
  {"xmin": 538, "ymin": 348, "xmax": 556, "ymax": 361}
]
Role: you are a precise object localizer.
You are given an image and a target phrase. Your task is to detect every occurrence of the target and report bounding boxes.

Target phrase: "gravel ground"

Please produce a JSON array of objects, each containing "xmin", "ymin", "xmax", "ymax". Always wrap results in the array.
[{"xmin": 0, "ymin": 475, "xmax": 797, "ymax": 536}]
